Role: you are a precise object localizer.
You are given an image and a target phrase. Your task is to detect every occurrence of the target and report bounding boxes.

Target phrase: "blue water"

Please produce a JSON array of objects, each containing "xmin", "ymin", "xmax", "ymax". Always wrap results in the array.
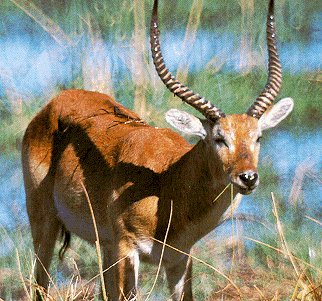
[
  {"xmin": 241, "ymin": 130, "xmax": 322, "ymax": 215},
  {"xmin": 0, "ymin": 21, "xmax": 321, "ymax": 101},
  {"xmin": 0, "ymin": 12, "xmax": 321, "ymax": 258}
]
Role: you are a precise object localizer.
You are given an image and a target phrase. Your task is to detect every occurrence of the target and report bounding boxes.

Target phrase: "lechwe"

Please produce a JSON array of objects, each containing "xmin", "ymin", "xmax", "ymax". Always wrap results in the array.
[{"xmin": 22, "ymin": 0, "xmax": 293, "ymax": 300}]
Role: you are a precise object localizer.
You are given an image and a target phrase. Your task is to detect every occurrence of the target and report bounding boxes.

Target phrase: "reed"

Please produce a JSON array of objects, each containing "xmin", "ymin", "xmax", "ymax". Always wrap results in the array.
[
  {"xmin": 81, "ymin": 181, "xmax": 107, "ymax": 301},
  {"xmin": 9, "ymin": 0, "xmax": 73, "ymax": 47},
  {"xmin": 0, "ymin": 0, "xmax": 321, "ymax": 300},
  {"xmin": 1, "ymin": 161, "xmax": 321, "ymax": 300},
  {"xmin": 239, "ymin": 0, "xmax": 255, "ymax": 73},
  {"xmin": 176, "ymin": 0, "xmax": 204, "ymax": 83},
  {"xmin": 132, "ymin": 0, "xmax": 148, "ymax": 118},
  {"xmin": 81, "ymin": 15, "xmax": 115, "ymax": 97}
]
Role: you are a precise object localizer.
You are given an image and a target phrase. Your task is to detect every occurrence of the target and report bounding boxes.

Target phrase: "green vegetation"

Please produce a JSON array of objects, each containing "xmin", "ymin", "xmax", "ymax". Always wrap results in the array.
[
  {"xmin": 0, "ymin": 0, "xmax": 320, "ymax": 300},
  {"xmin": 0, "ymin": 0, "xmax": 320, "ymax": 152},
  {"xmin": 0, "ymin": 71, "xmax": 320, "ymax": 152},
  {"xmin": 1, "ymin": 0, "xmax": 319, "ymax": 42},
  {"xmin": 1, "ymin": 185, "xmax": 321, "ymax": 300},
  {"xmin": 183, "ymin": 71, "xmax": 321, "ymax": 128}
]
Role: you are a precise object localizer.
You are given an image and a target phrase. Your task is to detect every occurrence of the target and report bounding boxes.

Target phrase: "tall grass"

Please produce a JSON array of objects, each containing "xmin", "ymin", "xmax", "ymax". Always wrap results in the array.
[
  {"xmin": 239, "ymin": 0, "xmax": 255, "ymax": 73},
  {"xmin": 0, "ymin": 70, "xmax": 320, "ymax": 153},
  {"xmin": 176, "ymin": 0, "xmax": 204, "ymax": 83},
  {"xmin": 132, "ymin": 0, "xmax": 148, "ymax": 118},
  {"xmin": 1, "ymin": 170, "xmax": 320, "ymax": 300},
  {"xmin": 0, "ymin": 0, "xmax": 320, "ymax": 300},
  {"xmin": 2, "ymin": 0, "xmax": 319, "ymax": 41},
  {"xmin": 0, "ymin": 0, "xmax": 320, "ymax": 150}
]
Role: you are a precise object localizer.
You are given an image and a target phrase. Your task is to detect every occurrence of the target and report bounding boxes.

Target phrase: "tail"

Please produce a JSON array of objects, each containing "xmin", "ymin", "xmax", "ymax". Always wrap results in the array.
[{"xmin": 59, "ymin": 225, "xmax": 71, "ymax": 260}]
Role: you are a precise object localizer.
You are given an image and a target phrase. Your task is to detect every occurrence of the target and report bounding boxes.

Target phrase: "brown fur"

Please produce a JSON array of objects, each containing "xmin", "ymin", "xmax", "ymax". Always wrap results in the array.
[{"xmin": 22, "ymin": 90, "xmax": 265, "ymax": 301}]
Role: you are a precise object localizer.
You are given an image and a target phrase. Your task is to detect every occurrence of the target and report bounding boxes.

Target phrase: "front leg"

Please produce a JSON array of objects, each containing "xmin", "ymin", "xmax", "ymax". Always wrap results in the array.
[
  {"xmin": 165, "ymin": 256, "xmax": 193, "ymax": 301},
  {"xmin": 103, "ymin": 241, "xmax": 139, "ymax": 301}
]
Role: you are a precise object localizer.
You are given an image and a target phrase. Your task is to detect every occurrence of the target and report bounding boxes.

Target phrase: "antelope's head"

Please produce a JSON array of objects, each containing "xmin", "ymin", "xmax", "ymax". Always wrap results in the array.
[{"xmin": 150, "ymin": 0, "xmax": 293, "ymax": 195}]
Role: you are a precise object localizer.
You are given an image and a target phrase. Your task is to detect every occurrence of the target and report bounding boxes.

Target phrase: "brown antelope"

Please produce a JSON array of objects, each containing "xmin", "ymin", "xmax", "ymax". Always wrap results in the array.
[{"xmin": 22, "ymin": 0, "xmax": 293, "ymax": 300}]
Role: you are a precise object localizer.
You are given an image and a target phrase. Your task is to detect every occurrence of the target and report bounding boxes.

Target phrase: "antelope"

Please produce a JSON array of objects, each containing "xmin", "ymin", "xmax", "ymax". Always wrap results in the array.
[{"xmin": 22, "ymin": 0, "xmax": 293, "ymax": 300}]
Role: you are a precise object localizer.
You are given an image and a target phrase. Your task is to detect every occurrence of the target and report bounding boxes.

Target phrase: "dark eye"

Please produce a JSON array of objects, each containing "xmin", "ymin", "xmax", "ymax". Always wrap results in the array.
[
  {"xmin": 214, "ymin": 137, "xmax": 228, "ymax": 147},
  {"xmin": 256, "ymin": 136, "xmax": 262, "ymax": 143}
]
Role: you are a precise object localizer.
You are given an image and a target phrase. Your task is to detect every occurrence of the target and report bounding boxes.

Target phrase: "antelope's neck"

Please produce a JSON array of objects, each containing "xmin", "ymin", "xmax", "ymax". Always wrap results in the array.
[{"xmin": 160, "ymin": 140, "xmax": 236, "ymax": 247}]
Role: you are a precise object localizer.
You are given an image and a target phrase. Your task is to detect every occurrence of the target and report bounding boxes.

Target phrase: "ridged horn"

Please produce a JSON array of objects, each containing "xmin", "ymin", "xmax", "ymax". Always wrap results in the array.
[
  {"xmin": 247, "ymin": 0, "xmax": 282, "ymax": 119},
  {"xmin": 150, "ymin": 0, "xmax": 225, "ymax": 122}
]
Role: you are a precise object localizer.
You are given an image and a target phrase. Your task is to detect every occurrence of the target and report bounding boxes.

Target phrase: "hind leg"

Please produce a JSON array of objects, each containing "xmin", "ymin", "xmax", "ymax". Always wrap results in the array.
[{"xmin": 27, "ymin": 191, "xmax": 61, "ymax": 298}]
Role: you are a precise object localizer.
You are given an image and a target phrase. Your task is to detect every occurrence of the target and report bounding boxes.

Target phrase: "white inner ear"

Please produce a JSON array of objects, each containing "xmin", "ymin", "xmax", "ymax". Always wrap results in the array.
[
  {"xmin": 259, "ymin": 97, "xmax": 294, "ymax": 130},
  {"xmin": 165, "ymin": 109, "xmax": 207, "ymax": 138}
]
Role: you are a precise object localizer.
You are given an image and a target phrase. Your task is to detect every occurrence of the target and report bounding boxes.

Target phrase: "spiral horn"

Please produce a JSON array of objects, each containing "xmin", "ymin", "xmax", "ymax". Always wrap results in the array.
[
  {"xmin": 247, "ymin": 0, "xmax": 282, "ymax": 119},
  {"xmin": 150, "ymin": 0, "xmax": 225, "ymax": 122}
]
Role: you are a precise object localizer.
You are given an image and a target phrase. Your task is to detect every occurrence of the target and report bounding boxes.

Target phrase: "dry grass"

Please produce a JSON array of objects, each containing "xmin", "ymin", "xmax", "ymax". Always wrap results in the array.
[
  {"xmin": 176, "ymin": 0, "xmax": 204, "ymax": 83},
  {"xmin": 206, "ymin": 262, "xmax": 311, "ymax": 301},
  {"xmin": 203, "ymin": 193, "xmax": 321, "ymax": 301},
  {"xmin": 3, "ymin": 182, "xmax": 319, "ymax": 301},
  {"xmin": 9, "ymin": 0, "xmax": 73, "ymax": 47},
  {"xmin": 1, "ymin": 1, "xmax": 320, "ymax": 300},
  {"xmin": 81, "ymin": 181, "xmax": 107, "ymax": 301}
]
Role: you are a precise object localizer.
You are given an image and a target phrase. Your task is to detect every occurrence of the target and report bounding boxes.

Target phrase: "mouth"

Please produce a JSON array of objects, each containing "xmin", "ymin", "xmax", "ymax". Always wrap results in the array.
[
  {"xmin": 234, "ymin": 185, "xmax": 254, "ymax": 195},
  {"xmin": 231, "ymin": 180, "xmax": 258, "ymax": 195}
]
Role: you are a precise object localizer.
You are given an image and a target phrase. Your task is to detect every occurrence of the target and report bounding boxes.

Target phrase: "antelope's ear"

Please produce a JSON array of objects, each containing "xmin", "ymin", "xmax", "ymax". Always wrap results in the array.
[
  {"xmin": 259, "ymin": 97, "xmax": 294, "ymax": 130},
  {"xmin": 165, "ymin": 109, "xmax": 207, "ymax": 138}
]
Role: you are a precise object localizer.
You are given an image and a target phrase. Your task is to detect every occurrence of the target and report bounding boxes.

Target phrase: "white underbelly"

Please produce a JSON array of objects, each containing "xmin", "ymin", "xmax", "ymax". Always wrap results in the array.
[{"xmin": 54, "ymin": 195, "xmax": 111, "ymax": 244}]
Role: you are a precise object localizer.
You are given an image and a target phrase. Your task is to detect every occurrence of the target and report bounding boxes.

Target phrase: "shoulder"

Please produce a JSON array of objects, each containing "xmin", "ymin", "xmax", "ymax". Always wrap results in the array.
[{"xmin": 117, "ymin": 127, "xmax": 192, "ymax": 173}]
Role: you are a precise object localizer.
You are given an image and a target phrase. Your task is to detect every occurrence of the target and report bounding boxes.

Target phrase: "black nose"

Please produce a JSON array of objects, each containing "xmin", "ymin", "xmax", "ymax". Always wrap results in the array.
[{"xmin": 238, "ymin": 171, "xmax": 258, "ymax": 188}]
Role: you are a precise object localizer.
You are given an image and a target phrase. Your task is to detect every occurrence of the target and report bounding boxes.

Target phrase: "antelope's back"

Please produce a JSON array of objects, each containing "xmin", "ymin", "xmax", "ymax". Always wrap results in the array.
[{"xmin": 22, "ymin": 90, "xmax": 191, "ymax": 196}]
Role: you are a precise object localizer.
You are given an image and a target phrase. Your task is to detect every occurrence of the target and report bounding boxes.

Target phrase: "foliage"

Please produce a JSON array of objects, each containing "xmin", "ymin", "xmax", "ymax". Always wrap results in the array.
[
  {"xmin": 0, "ymin": 184, "xmax": 321, "ymax": 300},
  {"xmin": 1, "ymin": 0, "xmax": 320, "ymax": 42},
  {"xmin": 0, "ymin": 1, "xmax": 320, "ymax": 300},
  {"xmin": 0, "ymin": 70, "xmax": 320, "ymax": 152}
]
